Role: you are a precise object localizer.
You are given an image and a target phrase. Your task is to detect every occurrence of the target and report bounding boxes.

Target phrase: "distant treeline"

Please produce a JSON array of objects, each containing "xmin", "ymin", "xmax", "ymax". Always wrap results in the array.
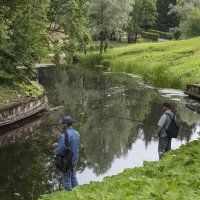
[{"xmin": 0, "ymin": 0, "xmax": 200, "ymax": 81}]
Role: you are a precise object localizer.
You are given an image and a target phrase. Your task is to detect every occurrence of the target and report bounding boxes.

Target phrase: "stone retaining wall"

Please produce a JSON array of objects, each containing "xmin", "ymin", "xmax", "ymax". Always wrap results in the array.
[
  {"xmin": 185, "ymin": 84, "xmax": 200, "ymax": 100},
  {"xmin": 0, "ymin": 94, "xmax": 48, "ymax": 127}
]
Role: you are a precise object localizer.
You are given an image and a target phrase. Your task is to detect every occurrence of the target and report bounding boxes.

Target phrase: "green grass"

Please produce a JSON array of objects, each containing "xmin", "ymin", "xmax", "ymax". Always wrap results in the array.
[
  {"xmin": 82, "ymin": 37, "xmax": 200, "ymax": 89},
  {"xmin": 88, "ymin": 38, "xmax": 152, "ymax": 50},
  {"xmin": 39, "ymin": 137, "xmax": 200, "ymax": 200},
  {"xmin": 0, "ymin": 82, "xmax": 44, "ymax": 106},
  {"xmin": 0, "ymin": 85, "xmax": 21, "ymax": 106}
]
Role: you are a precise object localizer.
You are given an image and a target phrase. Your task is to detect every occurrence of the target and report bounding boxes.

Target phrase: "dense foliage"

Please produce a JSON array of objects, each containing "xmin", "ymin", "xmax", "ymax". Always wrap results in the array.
[
  {"xmin": 169, "ymin": 0, "xmax": 200, "ymax": 38},
  {"xmin": 148, "ymin": 30, "xmax": 173, "ymax": 40},
  {"xmin": 47, "ymin": 0, "xmax": 90, "ymax": 63},
  {"xmin": 88, "ymin": 0, "xmax": 132, "ymax": 53},
  {"xmin": 180, "ymin": 8, "xmax": 200, "ymax": 38},
  {"xmin": 1, "ymin": 0, "xmax": 200, "ymax": 79},
  {"xmin": 0, "ymin": 0, "xmax": 49, "ymax": 75},
  {"xmin": 40, "ymin": 136, "xmax": 200, "ymax": 200},
  {"xmin": 155, "ymin": 0, "xmax": 179, "ymax": 32},
  {"xmin": 0, "ymin": 0, "xmax": 89, "ymax": 79},
  {"xmin": 141, "ymin": 31, "xmax": 159, "ymax": 41},
  {"xmin": 126, "ymin": 0, "xmax": 157, "ymax": 43}
]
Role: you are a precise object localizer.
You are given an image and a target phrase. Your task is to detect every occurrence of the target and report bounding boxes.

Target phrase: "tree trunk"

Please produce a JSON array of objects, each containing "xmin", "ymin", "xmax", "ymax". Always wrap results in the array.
[
  {"xmin": 134, "ymin": 34, "xmax": 138, "ymax": 43},
  {"xmin": 83, "ymin": 47, "xmax": 87, "ymax": 54},
  {"xmin": 100, "ymin": 39, "xmax": 104, "ymax": 54},
  {"xmin": 127, "ymin": 33, "xmax": 134, "ymax": 43},
  {"xmin": 104, "ymin": 38, "xmax": 108, "ymax": 52}
]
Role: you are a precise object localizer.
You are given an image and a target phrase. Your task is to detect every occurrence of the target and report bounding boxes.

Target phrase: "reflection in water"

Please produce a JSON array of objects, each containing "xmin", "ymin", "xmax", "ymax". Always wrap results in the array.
[
  {"xmin": 0, "ymin": 66, "xmax": 200, "ymax": 200},
  {"xmin": 0, "ymin": 112, "xmax": 46, "ymax": 146}
]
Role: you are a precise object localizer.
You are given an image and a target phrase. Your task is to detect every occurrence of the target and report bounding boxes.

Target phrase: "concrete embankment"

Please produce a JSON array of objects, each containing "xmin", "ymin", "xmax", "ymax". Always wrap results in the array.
[{"xmin": 0, "ymin": 93, "xmax": 48, "ymax": 127}]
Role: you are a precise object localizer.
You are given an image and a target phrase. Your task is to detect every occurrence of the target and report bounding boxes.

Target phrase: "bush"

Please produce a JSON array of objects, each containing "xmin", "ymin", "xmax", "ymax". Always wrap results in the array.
[
  {"xmin": 148, "ymin": 29, "xmax": 173, "ymax": 40},
  {"xmin": 81, "ymin": 53, "xmax": 104, "ymax": 67},
  {"xmin": 0, "ymin": 70, "xmax": 14, "ymax": 84},
  {"xmin": 73, "ymin": 53, "xmax": 84, "ymax": 63},
  {"xmin": 102, "ymin": 59, "xmax": 111, "ymax": 69},
  {"xmin": 169, "ymin": 27, "xmax": 182, "ymax": 40},
  {"xmin": 16, "ymin": 81, "xmax": 44, "ymax": 97},
  {"xmin": 86, "ymin": 44, "xmax": 99, "ymax": 52},
  {"xmin": 141, "ymin": 32, "xmax": 159, "ymax": 41},
  {"xmin": 181, "ymin": 8, "xmax": 200, "ymax": 39}
]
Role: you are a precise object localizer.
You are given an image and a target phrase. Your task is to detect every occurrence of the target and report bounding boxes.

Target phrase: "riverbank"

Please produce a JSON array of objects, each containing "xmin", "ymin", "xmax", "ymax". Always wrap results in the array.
[
  {"xmin": 81, "ymin": 37, "xmax": 200, "ymax": 89},
  {"xmin": 39, "ymin": 136, "xmax": 200, "ymax": 200}
]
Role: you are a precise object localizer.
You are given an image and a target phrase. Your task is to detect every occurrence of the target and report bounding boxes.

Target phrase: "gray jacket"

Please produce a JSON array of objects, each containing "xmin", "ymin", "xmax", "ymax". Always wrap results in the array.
[{"xmin": 158, "ymin": 110, "xmax": 176, "ymax": 137}]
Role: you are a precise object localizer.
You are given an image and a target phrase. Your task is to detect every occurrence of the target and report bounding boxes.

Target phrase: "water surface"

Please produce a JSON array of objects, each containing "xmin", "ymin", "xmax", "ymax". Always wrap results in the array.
[{"xmin": 0, "ymin": 66, "xmax": 200, "ymax": 200}]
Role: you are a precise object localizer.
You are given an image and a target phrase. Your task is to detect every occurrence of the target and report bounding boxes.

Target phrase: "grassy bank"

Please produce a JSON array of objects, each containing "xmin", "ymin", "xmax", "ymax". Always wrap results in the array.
[
  {"xmin": 81, "ymin": 37, "xmax": 200, "ymax": 89},
  {"xmin": 0, "ymin": 85, "xmax": 21, "ymax": 106},
  {"xmin": 40, "ymin": 137, "xmax": 200, "ymax": 200},
  {"xmin": 0, "ymin": 82, "xmax": 44, "ymax": 106}
]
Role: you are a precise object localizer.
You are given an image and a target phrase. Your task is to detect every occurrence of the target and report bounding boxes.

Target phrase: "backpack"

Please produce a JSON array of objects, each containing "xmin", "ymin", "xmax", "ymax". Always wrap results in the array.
[
  {"xmin": 55, "ymin": 130, "xmax": 73, "ymax": 172},
  {"xmin": 164, "ymin": 113, "xmax": 179, "ymax": 138}
]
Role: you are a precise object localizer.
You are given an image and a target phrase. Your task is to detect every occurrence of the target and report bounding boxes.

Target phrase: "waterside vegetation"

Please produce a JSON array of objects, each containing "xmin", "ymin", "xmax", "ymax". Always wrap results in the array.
[
  {"xmin": 81, "ymin": 37, "xmax": 200, "ymax": 89},
  {"xmin": 0, "ymin": 82, "xmax": 44, "ymax": 106},
  {"xmin": 40, "ymin": 136, "xmax": 200, "ymax": 200}
]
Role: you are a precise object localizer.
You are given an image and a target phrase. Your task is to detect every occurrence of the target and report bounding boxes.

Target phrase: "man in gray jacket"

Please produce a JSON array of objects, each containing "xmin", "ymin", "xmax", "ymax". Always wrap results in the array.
[{"xmin": 155, "ymin": 103, "xmax": 176, "ymax": 159}]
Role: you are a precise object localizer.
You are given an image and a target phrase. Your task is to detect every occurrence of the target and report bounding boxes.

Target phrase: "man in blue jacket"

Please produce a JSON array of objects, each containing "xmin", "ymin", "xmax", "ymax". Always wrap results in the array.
[{"xmin": 53, "ymin": 116, "xmax": 80, "ymax": 191}]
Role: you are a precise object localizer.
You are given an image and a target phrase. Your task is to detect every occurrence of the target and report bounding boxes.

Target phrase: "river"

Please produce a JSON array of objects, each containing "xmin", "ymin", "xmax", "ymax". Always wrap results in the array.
[{"xmin": 0, "ymin": 65, "xmax": 200, "ymax": 200}]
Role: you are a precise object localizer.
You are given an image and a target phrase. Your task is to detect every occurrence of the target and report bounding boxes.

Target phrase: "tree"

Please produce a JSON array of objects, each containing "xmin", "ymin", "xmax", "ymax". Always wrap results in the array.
[
  {"xmin": 181, "ymin": 8, "xmax": 200, "ymax": 38},
  {"xmin": 170, "ymin": 0, "xmax": 200, "ymax": 20},
  {"xmin": 126, "ymin": 0, "xmax": 157, "ymax": 43},
  {"xmin": 169, "ymin": 0, "xmax": 200, "ymax": 38},
  {"xmin": 47, "ymin": 0, "xmax": 90, "ymax": 63},
  {"xmin": 88, "ymin": 0, "xmax": 132, "ymax": 53},
  {"xmin": 0, "ymin": 0, "xmax": 49, "ymax": 76},
  {"xmin": 0, "ymin": 0, "xmax": 90, "ymax": 80},
  {"xmin": 156, "ymin": 0, "xmax": 180, "ymax": 32}
]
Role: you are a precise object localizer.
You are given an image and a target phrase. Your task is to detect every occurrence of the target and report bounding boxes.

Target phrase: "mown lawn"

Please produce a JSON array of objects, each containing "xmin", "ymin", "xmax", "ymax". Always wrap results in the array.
[{"xmin": 82, "ymin": 37, "xmax": 200, "ymax": 89}]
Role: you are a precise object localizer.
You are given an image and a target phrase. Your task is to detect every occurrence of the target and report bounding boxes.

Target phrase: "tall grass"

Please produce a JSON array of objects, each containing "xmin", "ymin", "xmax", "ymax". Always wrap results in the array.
[
  {"xmin": 81, "ymin": 53, "xmax": 104, "ymax": 67},
  {"xmin": 81, "ymin": 37, "xmax": 200, "ymax": 89}
]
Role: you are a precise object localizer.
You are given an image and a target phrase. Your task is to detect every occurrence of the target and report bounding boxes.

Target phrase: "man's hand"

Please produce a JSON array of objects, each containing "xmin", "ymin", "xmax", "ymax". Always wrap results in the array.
[
  {"xmin": 52, "ymin": 143, "xmax": 58, "ymax": 148},
  {"xmin": 155, "ymin": 127, "xmax": 162, "ymax": 138},
  {"xmin": 154, "ymin": 130, "xmax": 160, "ymax": 138},
  {"xmin": 154, "ymin": 133, "xmax": 159, "ymax": 138}
]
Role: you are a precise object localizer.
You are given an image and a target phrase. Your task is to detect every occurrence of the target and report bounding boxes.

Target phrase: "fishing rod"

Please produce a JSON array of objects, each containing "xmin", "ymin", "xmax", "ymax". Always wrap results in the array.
[
  {"xmin": 7, "ymin": 139, "xmax": 52, "ymax": 148},
  {"xmin": 111, "ymin": 116, "xmax": 157, "ymax": 125},
  {"xmin": 43, "ymin": 115, "xmax": 156, "ymax": 128},
  {"xmin": 111, "ymin": 116, "xmax": 198, "ymax": 132}
]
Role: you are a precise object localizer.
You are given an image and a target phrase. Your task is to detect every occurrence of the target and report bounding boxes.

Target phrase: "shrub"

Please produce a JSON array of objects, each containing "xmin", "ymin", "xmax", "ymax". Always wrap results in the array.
[
  {"xmin": 102, "ymin": 59, "xmax": 111, "ymax": 69},
  {"xmin": 148, "ymin": 30, "xmax": 173, "ymax": 40},
  {"xmin": 81, "ymin": 53, "xmax": 103, "ymax": 67},
  {"xmin": 73, "ymin": 53, "xmax": 84, "ymax": 63},
  {"xmin": 169, "ymin": 27, "xmax": 182, "ymax": 40},
  {"xmin": 141, "ymin": 32, "xmax": 159, "ymax": 41},
  {"xmin": 0, "ymin": 70, "xmax": 14, "ymax": 84},
  {"xmin": 86, "ymin": 44, "xmax": 99, "ymax": 52}
]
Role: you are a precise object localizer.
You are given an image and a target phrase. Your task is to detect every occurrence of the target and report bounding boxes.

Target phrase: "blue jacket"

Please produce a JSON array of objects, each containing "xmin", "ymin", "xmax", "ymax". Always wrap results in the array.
[{"xmin": 54, "ymin": 127, "xmax": 80, "ymax": 163}]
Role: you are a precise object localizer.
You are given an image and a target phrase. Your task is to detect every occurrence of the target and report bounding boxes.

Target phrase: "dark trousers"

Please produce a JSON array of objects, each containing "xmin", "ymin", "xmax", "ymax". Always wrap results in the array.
[
  {"xmin": 158, "ymin": 137, "xmax": 172, "ymax": 159},
  {"xmin": 61, "ymin": 163, "xmax": 78, "ymax": 191}
]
